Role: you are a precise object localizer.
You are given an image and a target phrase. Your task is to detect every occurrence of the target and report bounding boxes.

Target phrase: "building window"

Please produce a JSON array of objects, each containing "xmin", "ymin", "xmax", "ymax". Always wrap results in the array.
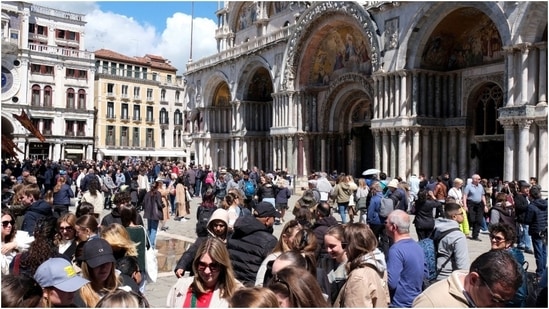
[
  {"xmin": 133, "ymin": 105, "xmax": 141, "ymax": 121},
  {"xmin": 31, "ymin": 64, "xmax": 54, "ymax": 75},
  {"xmin": 78, "ymin": 89, "xmax": 86, "ymax": 109},
  {"xmin": 121, "ymin": 127, "xmax": 128, "ymax": 146},
  {"xmin": 174, "ymin": 110, "xmax": 182, "ymax": 125},
  {"xmin": 121, "ymin": 103, "xmax": 129, "ymax": 120},
  {"xmin": 134, "ymin": 67, "xmax": 140, "ymax": 79},
  {"xmin": 107, "ymin": 83, "xmax": 114, "ymax": 96},
  {"xmin": 31, "ymin": 85, "xmax": 41, "ymax": 106},
  {"xmin": 43, "ymin": 86, "xmax": 52, "ymax": 107},
  {"xmin": 161, "ymin": 89, "xmax": 166, "ymax": 101},
  {"xmin": 167, "ymin": 74, "xmax": 172, "ymax": 83},
  {"xmin": 134, "ymin": 87, "xmax": 140, "ymax": 99},
  {"xmin": 122, "ymin": 85, "xmax": 128, "ymax": 98},
  {"xmin": 160, "ymin": 108, "xmax": 168, "ymax": 124},
  {"xmin": 107, "ymin": 102, "xmax": 115, "ymax": 118},
  {"xmin": 133, "ymin": 128, "xmax": 140, "ymax": 147},
  {"xmin": 152, "ymin": 73, "xmax": 157, "ymax": 81},
  {"xmin": 175, "ymin": 91, "xmax": 180, "ymax": 103},
  {"xmin": 106, "ymin": 126, "xmax": 115, "ymax": 146},
  {"xmin": 65, "ymin": 120, "xmax": 75, "ymax": 136},
  {"xmin": 146, "ymin": 128, "xmax": 154, "ymax": 147},
  {"xmin": 146, "ymin": 88, "xmax": 153, "ymax": 101},
  {"xmin": 146, "ymin": 106, "xmax": 153, "ymax": 122},
  {"xmin": 111, "ymin": 62, "xmax": 117, "ymax": 75},
  {"xmin": 126, "ymin": 65, "xmax": 132, "ymax": 77},
  {"xmin": 43, "ymin": 119, "xmax": 52, "ymax": 135},
  {"xmin": 142, "ymin": 68, "xmax": 147, "ymax": 79},
  {"xmin": 77, "ymin": 121, "xmax": 85, "ymax": 136},
  {"xmin": 118, "ymin": 64, "xmax": 125, "ymax": 76},
  {"xmin": 161, "ymin": 129, "xmax": 165, "ymax": 147},
  {"xmin": 66, "ymin": 88, "xmax": 75, "ymax": 109}
]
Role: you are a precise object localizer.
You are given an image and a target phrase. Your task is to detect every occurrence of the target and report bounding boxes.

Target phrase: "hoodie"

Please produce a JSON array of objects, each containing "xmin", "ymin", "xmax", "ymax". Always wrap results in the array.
[
  {"xmin": 227, "ymin": 215, "xmax": 277, "ymax": 286},
  {"xmin": 206, "ymin": 208, "xmax": 230, "ymax": 240},
  {"xmin": 433, "ymin": 218, "xmax": 469, "ymax": 280}
]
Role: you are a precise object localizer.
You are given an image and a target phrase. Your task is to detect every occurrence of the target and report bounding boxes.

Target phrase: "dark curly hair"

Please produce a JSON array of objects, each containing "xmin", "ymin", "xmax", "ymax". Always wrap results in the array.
[{"xmin": 20, "ymin": 217, "xmax": 59, "ymax": 275}]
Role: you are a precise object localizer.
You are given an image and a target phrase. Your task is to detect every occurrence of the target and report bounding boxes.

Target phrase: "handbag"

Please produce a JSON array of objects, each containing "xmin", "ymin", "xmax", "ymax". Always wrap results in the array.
[
  {"xmin": 185, "ymin": 188, "xmax": 192, "ymax": 202},
  {"xmin": 142, "ymin": 226, "xmax": 158, "ymax": 283}
]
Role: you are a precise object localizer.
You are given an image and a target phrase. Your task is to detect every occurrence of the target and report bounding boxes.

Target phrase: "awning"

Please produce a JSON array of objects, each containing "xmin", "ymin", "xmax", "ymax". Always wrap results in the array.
[
  {"xmin": 65, "ymin": 149, "xmax": 83, "ymax": 154},
  {"xmin": 99, "ymin": 149, "xmax": 186, "ymax": 158}
]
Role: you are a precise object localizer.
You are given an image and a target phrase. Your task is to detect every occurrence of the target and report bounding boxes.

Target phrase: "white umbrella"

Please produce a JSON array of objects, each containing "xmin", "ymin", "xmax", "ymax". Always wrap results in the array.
[{"xmin": 362, "ymin": 168, "xmax": 381, "ymax": 176}]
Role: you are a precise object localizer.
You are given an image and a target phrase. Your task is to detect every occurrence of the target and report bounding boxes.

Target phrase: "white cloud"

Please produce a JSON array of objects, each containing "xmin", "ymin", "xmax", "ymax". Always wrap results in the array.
[{"xmin": 27, "ymin": 1, "xmax": 217, "ymax": 73}]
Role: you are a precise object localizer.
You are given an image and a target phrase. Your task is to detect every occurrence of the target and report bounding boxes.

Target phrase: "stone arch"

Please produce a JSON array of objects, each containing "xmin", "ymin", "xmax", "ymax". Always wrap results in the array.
[
  {"xmin": 404, "ymin": 2, "xmax": 511, "ymax": 69},
  {"xmin": 235, "ymin": 57, "xmax": 273, "ymax": 101},
  {"xmin": 279, "ymin": 1, "xmax": 381, "ymax": 91},
  {"xmin": 462, "ymin": 73, "xmax": 504, "ymax": 119},
  {"xmin": 202, "ymin": 70, "xmax": 230, "ymax": 108},
  {"xmin": 512, "ymin": 2, "xmax": 548, "ymax": 43},
  {"xmin": 321, "ymin": 73, "xmax": 373, "ymax": 132}
]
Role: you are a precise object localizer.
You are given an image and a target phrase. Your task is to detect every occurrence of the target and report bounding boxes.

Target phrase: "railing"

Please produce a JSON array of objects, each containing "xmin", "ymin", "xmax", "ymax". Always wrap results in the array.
[
  {"xmin": 31, "ymin": 4, "xmax": 85, "ymax": 22},
  {"xmin": 187, "ymin": 25, "xmax": 295, "ymax": 72},
  {"xmin": 106, "ymin": 114, "xmax": 116, "ymax": 120},
  {"xmin": 27, "ymin": 43, "xmax": 93, "ymax": 60}
]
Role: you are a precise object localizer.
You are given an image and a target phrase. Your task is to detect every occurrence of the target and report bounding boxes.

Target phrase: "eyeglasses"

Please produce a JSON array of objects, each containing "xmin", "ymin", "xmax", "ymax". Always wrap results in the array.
[
  {"xmin": 197, "ymin": 261, "xmax": 221, "ymax": 272},
  {"xmin": 489, "ymin": 234, "xmax": 506, "ymax": 243},
  {"xmin": 2, "ymin": 220, "xmax": 14, "ymax": 227},
  {"xmin": 476, "ymin": 270, "xmax": 507, "ymax": 303},
  {"xmin": 59, "ymin": 226, "xmax": 74, "ymax": 231}
]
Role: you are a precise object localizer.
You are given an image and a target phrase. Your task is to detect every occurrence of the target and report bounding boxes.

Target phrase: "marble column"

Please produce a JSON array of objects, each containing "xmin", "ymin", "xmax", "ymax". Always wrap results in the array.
[
  {"xmin": 518, "ymin": 120, "xmax": 533, "ymax": 180},
  {"xmin": 382, "ymin": 130, "xmax": 390, "ymax": 173},
  {"xmin": 435, "ymin": 74, "xmax": 441, "ymax": 118},
  {"xmin": 390, "ymin": 130, "xmax": 397, "ymax": 177},
  {"xmin": 458, "ymin": 128, "xmax": 468, "ymax": 179},
  {"xmin": 412, "ymin": 72, "xmax": 418, "ymax": 116},
  {"xmin": 321, "ymin": 136, "xmax": 326, "ymax": 173},
  {"xmin": 448, "ymin": 128, "xmax": 458, "ymax": 179},
  {"xmin": 234, "ymin": 138, "xmax": 241, "ymax": 170},
  {"xmin": 399, "ymin": 71, "xmax": 408, "ymax": 117},
  {"xmin": 536, "ymin": 120, "xmax": 548, "ymax": 193},
  {"xmin": 389, "ymin": 74, "xmax": 395, "ymax": 117},
  {"xmin": 449, "ymin": 74, "xmax": 456, "ymax": 117},
  {"xmin": 374, "ymin": 131, "xmax": 381, "ymax": 169},
  {"xmin": 520, "ymin": 44, "xmax": 531, "ymax": 105},
  {"xmin": 431, "ymin": 129, "xmax": 440, "ymax": 175},
  {"xmin": 422, "ymin": 129, "xmax": 431, "ymax": 177},
  {"xmin": 440, "ymin": 129, "xmax": 448, "ymax": 173},
  {"xmin": 384, "ymin": 75, "xmax": 389, "ymax": 117},
  {"xmin": 536, "ymin": 43, "xmax": 547, "ymax": 106},
  {"xmin": 412, "ymin": 128, "xmax": 420, "ymax": 175},
  {"xmin": 373, "ymin": 76, "xmax": 380, "ymax": 119},
  {"xmin": 398, "ymin": 129, "xmax": 407, "ymax": 178},
  {"xmin": 420, "ymin": 72, "xmax": 427, "ymax": 116}
]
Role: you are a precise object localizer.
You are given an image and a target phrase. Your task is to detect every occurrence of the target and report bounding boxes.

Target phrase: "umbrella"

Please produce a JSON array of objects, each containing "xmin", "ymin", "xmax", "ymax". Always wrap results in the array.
[{"xmin": 362, "ymin": 168, "xmax": 381, "ymax": 176}]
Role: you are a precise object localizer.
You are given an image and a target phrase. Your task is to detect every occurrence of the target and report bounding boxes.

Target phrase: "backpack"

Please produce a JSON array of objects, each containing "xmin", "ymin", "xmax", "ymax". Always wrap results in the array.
[
  {"xmin": 244, "ymin": 180, "xmax": 255, "ymax": 198},
  {"xmin": 418, "ymin": 227, "xmax": 461, "ymax": 289},
  {"xmin": 380, "ymin": 196, "xmax": 396, "ymax": 217},
  {"xmin": 195, "ymin": 206, "xmax": 216, "ymax": 237}
]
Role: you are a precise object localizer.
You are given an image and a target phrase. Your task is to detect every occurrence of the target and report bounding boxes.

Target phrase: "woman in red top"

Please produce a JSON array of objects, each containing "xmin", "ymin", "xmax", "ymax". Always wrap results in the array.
[{"xmin": 167, "ymin": 238, "xmax": 242, "ymax": 307}]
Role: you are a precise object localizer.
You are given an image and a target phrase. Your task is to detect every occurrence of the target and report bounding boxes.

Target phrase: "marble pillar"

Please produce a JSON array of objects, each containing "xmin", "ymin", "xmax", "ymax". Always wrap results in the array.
[
  {"xmin": 520, "ymin": 44, "xmax": 531, "ymax": 105},
  {"xmin": 448, "ymin": 128, "xmax": 458, "ymax": 179},
  {"xmin": 536, "ymin": 121, "xmax": 548, "ymax": 192},
  {"xmin": 412, "ymin": 128, "xmax": 420, "ymax": 175},
  {"xmin": 422, "ymin": 129, "xmax": 430, "ymax": 177},
  {"xmin": 458, "ymin": 128, "xmax": 468, "ymax": 179},
  {"xmin": 390, "ymin": 130, "xmax": 397, "ymax": 177},
  {"xmin": 398, "ymin": 129, "xmax": 407, "ymax": 178},
  {"xmin": 432, "ymin": 129, "xmax": 440, "ymax": 175},
  {"xmin": 536, "ymin": 43, "xmax": 547, "ymax": 106},
  {"xmin": 518, "ymin": 120, "xmax": 533, "ymax": 180},
  {"xmin": 374, "ymin": 131, "xmax": 381, "ymax": 169}
]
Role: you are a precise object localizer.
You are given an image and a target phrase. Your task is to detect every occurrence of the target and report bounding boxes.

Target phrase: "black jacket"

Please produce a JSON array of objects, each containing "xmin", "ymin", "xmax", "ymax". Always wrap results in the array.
[
  {"xmin": 313, "ymin": 216, "xmax": 339, "ymax": 258},
  {"xmin": 527, "ymin": 198, "xmax": 548, "ymax": 236},
  {"xmin": 100, "ymin": 207, "xmax": 144, "ymax": 227},
  {"xmin": 413, "ymin": 199, "xmax": 439, "ymax": 230},
  {"xmin": 21, "ymin": 200, "xmax": 54, "ymax": 234},
  {"xmin": 227, "ymin": 215, "xmax": 277, "ymax": 286}
]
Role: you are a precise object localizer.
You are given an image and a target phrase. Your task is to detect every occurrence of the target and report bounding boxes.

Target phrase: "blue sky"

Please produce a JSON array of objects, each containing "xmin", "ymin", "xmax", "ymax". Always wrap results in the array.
[{"xmin": 29, "ymin": 1, "xmax": 221, "ymax": 73}]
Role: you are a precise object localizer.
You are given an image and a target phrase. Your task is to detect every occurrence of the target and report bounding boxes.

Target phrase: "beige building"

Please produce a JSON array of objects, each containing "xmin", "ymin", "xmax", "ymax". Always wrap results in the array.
[
  {"xmin": 1, "ymin": 1, "xmax": 95, "ymax": 162},
  {"xmin": 184, "ymin": 1, "xmax": 547, "ymax": 189},
  {"xmin": 94, "ymin": 49, "xmax": 188, "ymax": 161}
]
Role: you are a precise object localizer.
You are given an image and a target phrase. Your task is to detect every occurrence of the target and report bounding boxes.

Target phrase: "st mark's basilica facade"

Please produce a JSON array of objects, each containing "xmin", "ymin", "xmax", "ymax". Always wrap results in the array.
[{"xmin": 181, "ymin": 1, "xmax": 548, "ymax": 188}]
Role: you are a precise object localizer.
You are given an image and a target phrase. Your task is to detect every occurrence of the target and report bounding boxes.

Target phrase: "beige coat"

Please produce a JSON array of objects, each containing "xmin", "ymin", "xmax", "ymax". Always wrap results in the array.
[
  {"xmin": 334, "ymin": 265, "xmax": 390, "ymax": 308},
  {"xmin": 174, "ymin": 183, "xmax": 189, "ymax": 217},
  {"xmin": 412, "ymin": 270, "xmax": 469, "ymax": 308}
]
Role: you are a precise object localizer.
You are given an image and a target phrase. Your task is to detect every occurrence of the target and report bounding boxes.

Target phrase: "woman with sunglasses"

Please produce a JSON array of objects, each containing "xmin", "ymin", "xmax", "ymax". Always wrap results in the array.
[
  {"xmin": 488, "ymin": 223, "xmax": 528, "ymax": 307},
  {"xmin": 167, "ymin": 238, "xmax": 242, "ymax": 308},
  {"xmin": 1, "ymin": 208, "xmax": 18, "ymax": 275},
  {"xmin": 55, "ymin": 213, "xmax": 78, "ymax": 262},
  {"xmin": 333, "ymin": 222, "xmax": 390, "ymax": 307}
]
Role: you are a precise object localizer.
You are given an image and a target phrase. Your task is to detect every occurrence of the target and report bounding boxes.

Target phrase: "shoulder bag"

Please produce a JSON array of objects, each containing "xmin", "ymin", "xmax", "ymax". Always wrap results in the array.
[{"xmin": 141, "ymin": 226, "xmax": 158, "ymax": 283}]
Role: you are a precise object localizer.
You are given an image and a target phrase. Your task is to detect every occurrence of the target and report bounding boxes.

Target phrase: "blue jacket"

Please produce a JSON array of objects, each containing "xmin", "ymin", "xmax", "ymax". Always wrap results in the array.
[
  {"xmin": 526, "ymin": 198, "xmax": 548, "ymax": 236},
  {"xmin": 367, "ymin": 192, "xmax": 384, "ymax": 225},
  {"xmin": 22, "ymin": 200, "xmax": 53, "ymax": 234},
  {"xmin": 52, "ymin": 184, "xmax": 74, "ymax": 205}
]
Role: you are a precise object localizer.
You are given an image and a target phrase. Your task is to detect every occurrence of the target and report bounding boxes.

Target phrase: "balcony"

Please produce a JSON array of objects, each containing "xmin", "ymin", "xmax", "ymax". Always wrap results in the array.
[
  {"xmin": 106, "ymin": 114, "xmax": 116, "ymax": 120},
  {"xmin": 29, "ymin": 33, "xmax": 48, "ymax": 42},
  {"xmin": 65, "ymin": 131, "xmax": 75, "ymax": 136},
  {"xmin": 133, "ymin": 96, "xmax": 142, "ymax": 103},
  {"xmin": 146, "ymin": 97, "xmax": 154, "ymax": 104},
  {"xmin": 132, "ymin": 116, "xmax": 142, "ymax": 123},
  {"xmin": 27, "ymin": 43, "xmax": 93, "ymax": 60},
  {"xmin": 106, "ymin": 92, "xmax": 115, "ymax": 99},
  {"xmin": 145, "ymin": 118, "xmax": 155, "ymax": 124},
  {"xmin": 160, "ymin": 99, "xmax": 169, "ymax": 105},
  {"xmin": 120, "ymin": 115, "xmax": 130, "ymax": 122},
  {"xmin": 31, "ymin": 4, "xmax": 85, "ymax": 22},
  {"xmin": 77, "ymin": 131, "xmax": 85, "ymax": 136},
  {"xmin": 146, "ymin": 140, "xmax": 155, "ymax": 148},
  {"xmin": 121, "ymin": 94, "xmax": 130, "ymax": 101}
]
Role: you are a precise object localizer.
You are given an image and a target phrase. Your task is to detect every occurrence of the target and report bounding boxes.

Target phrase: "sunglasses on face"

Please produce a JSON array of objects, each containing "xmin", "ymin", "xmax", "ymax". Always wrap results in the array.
[
  {"xmin": 59, "ymin": 226, "xmax": 74, "ymax": 231},
  {"xmin": 2, "ymin": 220, "xmax": 15, "ymax": 227},
  {"xmin": 197, "ymin": 261, "xmax": 221, "ymax": 272}
]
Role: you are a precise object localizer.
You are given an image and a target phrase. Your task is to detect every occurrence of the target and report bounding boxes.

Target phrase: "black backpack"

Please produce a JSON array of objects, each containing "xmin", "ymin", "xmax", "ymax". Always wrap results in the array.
[{"xmin": 195, "ymin": 205, "xmax": 216, "ymax": 237}]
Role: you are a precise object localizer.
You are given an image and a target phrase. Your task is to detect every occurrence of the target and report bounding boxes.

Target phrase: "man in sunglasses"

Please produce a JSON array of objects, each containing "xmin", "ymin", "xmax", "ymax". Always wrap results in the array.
[{"xmin": 413, "ymin": 250, "xmax": 523, "ymax": 307}]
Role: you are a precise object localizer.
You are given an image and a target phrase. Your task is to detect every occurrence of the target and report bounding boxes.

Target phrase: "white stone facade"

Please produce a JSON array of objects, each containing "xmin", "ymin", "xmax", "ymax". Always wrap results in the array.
[{"xmin": 183, "ymin": 1, "xmax": 548, "ymax": 190}]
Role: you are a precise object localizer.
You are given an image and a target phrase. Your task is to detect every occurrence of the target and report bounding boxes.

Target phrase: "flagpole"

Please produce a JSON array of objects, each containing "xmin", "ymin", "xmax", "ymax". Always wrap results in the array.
[{"xmin": 188, "ymin": 1, "xmax": 194, "ymax": 63}]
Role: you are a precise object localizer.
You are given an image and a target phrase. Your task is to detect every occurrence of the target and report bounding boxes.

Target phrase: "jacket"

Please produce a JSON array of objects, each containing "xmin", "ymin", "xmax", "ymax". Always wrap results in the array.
[
  {"xmin": 143, "ymin": 190, "xmax": 164, "ymax": 220},
  {"xmin": 489, "ymin": 202, "xmax": 516, "ymax": 228},
  {"xmin": 52, "ymin": 184, "xmax": 74, "ymax": 205},
  {"xmin": 81, "ymin": 191, "xmax": 105, "ymax": 213},
  {"xmin": 166, "ymin": 276, "xmax": 243, "ymax": 308},
  {"xmin": 333, "ymin": 181, "xmax": 357, "ymax": 203},
  {"xmin": 100, "ymin": 207, "xmax": 144, "ymax": 227},
  {"xmin": 433, "ymin": 218, "xmax": 469, "ymax": 280},
  {"xmin": 227, "ymin": 215, "xmax": 277, "ymax": 286},
  {"xmin": 413, "ymin": 199, "xmax": 438, "ymax": 230},
  {"xmin": 21, "ymin": 200, "xmax": 53, "ymax": 234},
  {"xmin": 367, "ymin": 192, "xmax": 384, "ymax": 225},
  {"xmin": 412, "ymin": 270, "xmax": 469, "ymax": 307},
  {"xmin": 526, "ymin": 198, "xmax": 548, "ymax": 236},
  {"xmin": 313, "ymin": 216, "xmax": 339, "ymax": 258},
  {"xmin": 334, "ymin": 248, "xmax": 390, "ymax": 307},
  {"xmin": 274, "ymin": 187, "xmax": 292, "ymax": 204}
]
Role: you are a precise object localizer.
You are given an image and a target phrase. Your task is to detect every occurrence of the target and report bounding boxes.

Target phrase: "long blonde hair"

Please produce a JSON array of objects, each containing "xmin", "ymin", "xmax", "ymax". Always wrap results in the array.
[
  {"xmin": 192, "ymin": 238, "xmax": 239, "ymax": 299},
  {"xmin": 100, "ymin": 223, "xmax": 138, "ymax": 257},
  {"xmin": 78, "ymin": 261, "xmax": 120, "ymax": 307}
]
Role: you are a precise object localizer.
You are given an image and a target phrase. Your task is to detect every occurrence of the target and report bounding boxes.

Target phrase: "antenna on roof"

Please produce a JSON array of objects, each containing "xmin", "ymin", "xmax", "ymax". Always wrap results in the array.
[{"xmin": 188, "ymin": 1, "xmax": 194, "ymax": 64}]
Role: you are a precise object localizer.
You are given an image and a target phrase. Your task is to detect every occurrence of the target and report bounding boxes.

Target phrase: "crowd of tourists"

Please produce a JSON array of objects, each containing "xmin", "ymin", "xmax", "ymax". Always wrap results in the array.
[{"xmin": 0, "ymin": 157, "xmax": 547, "ymax": 307}]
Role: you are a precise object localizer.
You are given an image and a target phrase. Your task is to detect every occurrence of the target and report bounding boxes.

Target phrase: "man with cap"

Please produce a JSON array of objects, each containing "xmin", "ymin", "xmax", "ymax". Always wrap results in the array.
[
  {"xmin": 387, "ymin": 179, "xmax": 409, "ymax": 212},
  {"xmin": 227, "ymin": 201, "xmax": 279, "ymax": 286},
  {"xmin": 34, "ymin": 257, "xmax": 89, "ymax": 307}
]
